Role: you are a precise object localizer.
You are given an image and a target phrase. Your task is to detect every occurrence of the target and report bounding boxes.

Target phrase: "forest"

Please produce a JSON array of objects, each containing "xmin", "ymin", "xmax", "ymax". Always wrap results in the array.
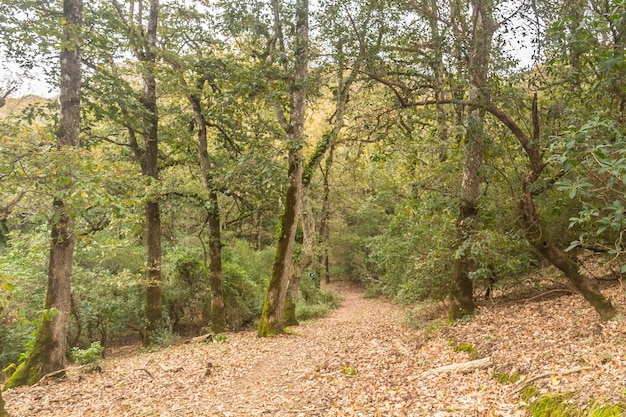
[{"xmin": 0, "ymin": 0, "xmax": 625, "ymax": 415}]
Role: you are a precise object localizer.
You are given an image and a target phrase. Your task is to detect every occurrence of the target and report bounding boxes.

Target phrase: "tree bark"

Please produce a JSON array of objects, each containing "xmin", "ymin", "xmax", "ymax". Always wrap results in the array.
[
  {"xmin": 4, "ymin": 0, "xmax": 82, "ymax": 389},
  {"xmin": 258, "ymin": 0, "xmax": 309, "ymax": 337},
  {"xmin": 283, "ymin": 189, "xmax": 315, "ymax": 326},
  {"xmin": 485, "ymin": 97, "xmax": 616, "ymax": 321},
  {"xmin": 207, "ymin": 189, "xmax": 226, "ymax": 333},
  {"xmin": 187, "ymin": 84, "xmax": 226, "ymax": 334},
  {"xmin": 319, "ymin": 143, "xmax": 334, "ymax": 284},
  {"xmin": 0, "ymin": 390, "xmax": 6, "ymax": 417},
  {"xmin": 141, "ymin": 0, "xmax": 162, "ymax": 347},
  {"xmin": 5, "ymin": 0, "xmax": 81, "ymax": 388},
  {"xmin": 450, "ymin": 0, "xmax": 494, "ymax": 319},
  {"xmin": 258, "ymin": 153, "xmax": 303, "ymax": 335},
  {"xmin": 0, "ymin": 99, "xmax": 9, "ymax": 415}
]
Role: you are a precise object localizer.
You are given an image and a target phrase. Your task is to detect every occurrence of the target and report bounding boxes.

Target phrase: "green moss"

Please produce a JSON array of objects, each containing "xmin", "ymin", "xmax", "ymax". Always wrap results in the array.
[
  {"xmin": 493, "ymin": 370, "xmax": 521, "ymax": 384},
  {"xmin": 282, "ymin": 297, "xmax": 299, "ymax": 327},
  {"xmin": 451, "ymin": 341, "xmax": 480, "ymax": 359},
  {"xmin": 3, "ymin": 316, "xmax": 58, "ymax": 390},
  {"xmin": 0, "ymin": 391, "xmax": 7, "ymax": 417},
  {"xmin": 257, "ymin": 299, "xmax": 281, "ymax": 337}
]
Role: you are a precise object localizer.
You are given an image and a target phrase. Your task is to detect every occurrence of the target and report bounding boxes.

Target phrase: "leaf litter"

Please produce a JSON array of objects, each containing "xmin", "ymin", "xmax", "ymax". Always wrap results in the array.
[{"xmin": 3, "ymin": 281, "xmax": 626, "ymax": 416}]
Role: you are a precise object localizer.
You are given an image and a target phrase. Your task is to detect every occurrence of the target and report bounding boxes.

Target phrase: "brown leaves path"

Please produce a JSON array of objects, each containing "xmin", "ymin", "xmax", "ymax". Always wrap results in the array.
[{"xmin": 4, "ymin": 282, "xmax": 626, "ymax": 416}]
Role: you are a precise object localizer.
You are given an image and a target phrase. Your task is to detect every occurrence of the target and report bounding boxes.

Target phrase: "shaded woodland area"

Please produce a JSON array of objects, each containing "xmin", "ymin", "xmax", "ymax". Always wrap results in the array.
[{"xmin": 1, "ymin": 0, "xmax": 626, "ymax": 415}]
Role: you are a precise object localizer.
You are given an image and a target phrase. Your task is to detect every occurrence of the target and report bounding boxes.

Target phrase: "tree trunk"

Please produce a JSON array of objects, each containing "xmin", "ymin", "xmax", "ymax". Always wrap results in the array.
[
  {"xmin": 258, "ymin": 0, "xmax": 309, "ymax": 337},
  {"xmin": 4, "ymin": 0, "xmax": 82, "ymax": 389},
  {"xmin": 450, "ymin": 0, "xmax": 494, "ymax": 319},
  {"xmin": 284, "ymin": 190, "xmax": 316, "ymax": 326},
  {"xmin": 485, "ymin": 96, "xmax": 616, "ymax": 321},
  {"xmin": 518, "ymin": 188, "xmax": 615, "ymax": 321},
  {"xmin": 141, "ymin": 0, "xmax": 162, "ymax": 347},
  {"xmin": 319, "ymin": 143, "xmax": 334, "ymax": 284},
  {"xmin": 258, "ymin": 155, "xmax": 303, "ymax": 335},
  {"xmin": 186, "ymin": 84, "xmax": 226, "ymax": 334},
  {"xmin": 207, "ymin": 189, "xmax": 226, "ymax": 333},
  {"xmin": 0, "ymin": 96, "xmax": 8, "ymax": 417}
]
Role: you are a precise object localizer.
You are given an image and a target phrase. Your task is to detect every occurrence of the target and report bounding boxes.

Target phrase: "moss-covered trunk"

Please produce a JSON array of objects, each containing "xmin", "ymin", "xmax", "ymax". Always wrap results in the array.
[
  {"xmin": 258, "ymin": 156, "xmax": 303, "ymax": 336},
  {"xmin": 0, "ymin": 390, "xmax": 7, "ymax": 417},
  {"xmin": 5, "ymin": 203, "xmax": 76, "ymax": 389},
  {"xmin": 258, "ymin": 0, "xmax": 308, "ymax": 337},
  {"xmin": 284, "ymin": 190, "xmax": 315, "ymax": 326},
  {"xmin": 5, "ymin": 0, "xmax": 81, "ymax": 389},
  {"xmin": 519, "ymin": 189, "xmax": 615, "ymax": 320}
]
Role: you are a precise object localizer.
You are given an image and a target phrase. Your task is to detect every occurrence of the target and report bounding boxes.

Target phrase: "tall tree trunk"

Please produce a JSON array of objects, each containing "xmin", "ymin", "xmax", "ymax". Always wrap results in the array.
[
  {"xmin": 141, "ymin": 0, "xmax": 162, "ymax": 347},
  {"xmin": 319, "ymin": 142, "xmax": 334, "ymax": 284},
  {"xmin": 486, "ymin": 97, "xmax": 616, "ymax": 320},
  {"xmin": 450, "ymin": 0, "xmax": 494, "ymax": 319},
  {"xmin": 4, "ymin": 0, "xmax": 82, "ymax": 388},
  {"xmin": 0, "ymin": 90, "xmax": 12, "ymax": 417},
  {"xmin": 0, "ymin": 101, "xmax": 9, "ymax": 417},
  {"xmin": 206, "ymin": 189, "xmax": 226, "ymax": 332},
  {"xmin": 258, "ymin": 0, "xmax": 309, "ymax": 337},
  {"xmin": 187, "ymin": 86, "xmax": 226, "ymax": 334}
]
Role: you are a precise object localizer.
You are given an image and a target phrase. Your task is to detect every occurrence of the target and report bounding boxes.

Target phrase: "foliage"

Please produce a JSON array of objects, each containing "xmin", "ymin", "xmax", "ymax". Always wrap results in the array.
[
  {"xmin": 548, "ymin": 115, "xmax": 626, "ymax": 272},
  {"xmin": 295, "ymin": 275, "xmax": 342, "ymax": 321},
  {"xmin": 70, "ymin": 341, "xmax": 103, "ymax": 370}
]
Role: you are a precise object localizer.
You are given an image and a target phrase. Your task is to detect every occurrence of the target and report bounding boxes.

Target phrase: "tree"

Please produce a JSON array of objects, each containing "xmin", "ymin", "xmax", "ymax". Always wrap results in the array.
[
  {"xmin": 4, "ymin": 0, "xmax": 83, "ymax": 388},
  {"xmin": 258, "ymin": 0, "xmax": 309, "ymax": 337},
  {"xmin": 449, "ymin": 0, "xmax": 495, "ymax": 319},
  {"xmin": 485, "ymin": 97, "xmax": 616, "ymax": 320},
  {"xmin": 85, "ymin": 0, "xmax": 163, "ymax": 346}
]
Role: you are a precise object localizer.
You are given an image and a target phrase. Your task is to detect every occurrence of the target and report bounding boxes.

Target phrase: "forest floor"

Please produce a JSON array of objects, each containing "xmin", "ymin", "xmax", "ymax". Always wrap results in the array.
[{"xmin": 3, "ymin": 279, "xmax": 626, "ymax": 417}]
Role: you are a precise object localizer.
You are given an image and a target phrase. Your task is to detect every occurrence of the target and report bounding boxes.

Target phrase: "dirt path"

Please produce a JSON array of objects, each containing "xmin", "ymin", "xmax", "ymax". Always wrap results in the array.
[{"xmin": 4, "ymin": 282, "xmax": 625, "ymax": 416}]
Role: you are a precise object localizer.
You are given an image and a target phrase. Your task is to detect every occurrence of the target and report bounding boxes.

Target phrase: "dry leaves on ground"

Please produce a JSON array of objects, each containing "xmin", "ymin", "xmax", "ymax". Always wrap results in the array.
[{"xmin": 3, "ymin": 282, "xmax": 626, "ymax": 416}]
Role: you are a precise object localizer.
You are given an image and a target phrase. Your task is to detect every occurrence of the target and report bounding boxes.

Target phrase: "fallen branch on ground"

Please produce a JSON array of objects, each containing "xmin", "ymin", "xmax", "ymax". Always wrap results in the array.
[
  {"xmin": 513, "ymin": 366, "xmax": 592, "ymax": 394},
  {"xmin": 521, "ymin": 288, "xmax": 577, "ymax": 303},
  {"xmin": 426, "ymin": 357, "xmax": 492, "ymax": 374},
  {"xmin": 36, "ymin": 365, "xmax": 89, "ymax": 384}
]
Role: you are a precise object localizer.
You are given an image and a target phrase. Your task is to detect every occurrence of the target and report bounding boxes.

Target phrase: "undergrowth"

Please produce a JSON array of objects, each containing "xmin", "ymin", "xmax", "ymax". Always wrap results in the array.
[{"xmin": 516, "ymin": 384, "xmax": 625, "ymax": 416}]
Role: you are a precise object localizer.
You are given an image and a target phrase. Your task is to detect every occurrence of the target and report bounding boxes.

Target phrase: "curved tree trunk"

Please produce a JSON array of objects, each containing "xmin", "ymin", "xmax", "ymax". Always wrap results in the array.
[
  {"xmin": 258, "ymin": 155, "xmax": 303, "ymax": 336},
  {"xmin": 519, "ymin": 188, "xmax": 615, "ymax": 320},
  {"xmin": 258, "ymin": 0, "xmax": 309, "ymax": 337},
  {"xmin": 4, "ymin": 0, "xmax": 82, "ymax": 389},
  {"xmin": 486, "ymin": 96, "xmax": 616, "ymax": 321}
]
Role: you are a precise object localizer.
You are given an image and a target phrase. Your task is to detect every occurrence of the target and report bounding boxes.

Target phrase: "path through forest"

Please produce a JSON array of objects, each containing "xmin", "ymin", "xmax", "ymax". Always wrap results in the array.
[{"xmin": 4, "ymin": 281, "xmax": 626, "ymax": 416}]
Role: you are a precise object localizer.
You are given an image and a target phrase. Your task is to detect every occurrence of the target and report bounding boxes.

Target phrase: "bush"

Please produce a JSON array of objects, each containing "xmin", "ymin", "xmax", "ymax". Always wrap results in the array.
[{"xmin": 70, "ymin": 341, "xmax": 104, "ymax": 370}]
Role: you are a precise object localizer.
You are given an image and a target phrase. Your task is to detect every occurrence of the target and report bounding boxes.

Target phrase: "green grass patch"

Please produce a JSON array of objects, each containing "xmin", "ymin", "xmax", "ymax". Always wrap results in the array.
[{"xmin": 521, "ymin": 389, "xmax": 625, "ymax": 417}]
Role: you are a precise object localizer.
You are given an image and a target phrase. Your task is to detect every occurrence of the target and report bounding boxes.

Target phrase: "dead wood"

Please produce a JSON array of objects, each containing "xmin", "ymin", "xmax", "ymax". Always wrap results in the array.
[
  {"xmin": 513, "ymin": 366, "xmax": 592, "ymax": 394},
  {"xmin": 426, "ymin": 357, "xmax": 492, "ymax": 374}
]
